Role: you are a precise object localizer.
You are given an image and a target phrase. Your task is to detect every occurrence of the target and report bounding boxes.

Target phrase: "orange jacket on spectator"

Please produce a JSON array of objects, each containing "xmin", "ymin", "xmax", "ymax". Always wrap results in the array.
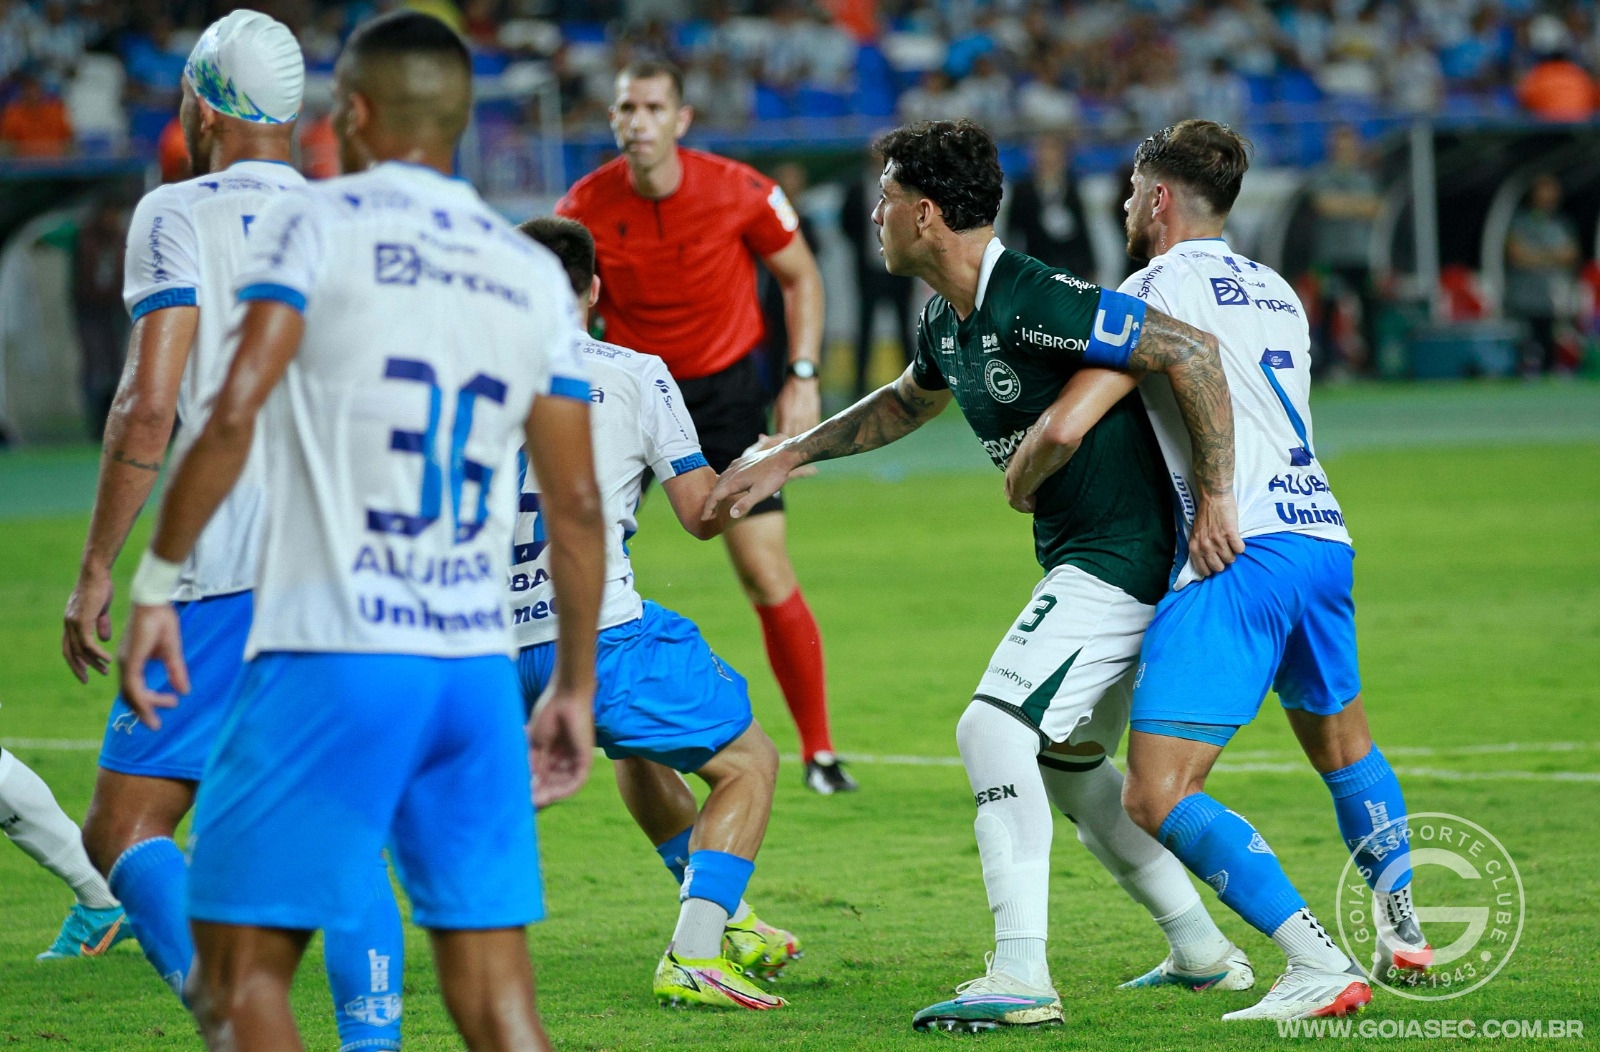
[
  {"xmin": 0, "ymin": 96, "xmax": 74, "ymax": 158},
  {"xmin": 1517, "ymin": 59, "xmax": 1599, "ymax": 121}
]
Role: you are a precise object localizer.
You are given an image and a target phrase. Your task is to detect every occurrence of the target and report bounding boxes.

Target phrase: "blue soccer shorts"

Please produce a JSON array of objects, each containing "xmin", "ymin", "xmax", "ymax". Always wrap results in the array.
[
  {"xmin": 1131, "ymin": 532, "xmax": 1361, "ymax": 732},
  {"xmin": 517, "ymin": 601, "xmax": 753, "ymax": 773},
  {"xmin": 99, "ymin": 590, "xmax": 253, "ymax": 782},
  {"xmin": 188, "ymin": 651, "xmax": 543, "ymax": 932}
]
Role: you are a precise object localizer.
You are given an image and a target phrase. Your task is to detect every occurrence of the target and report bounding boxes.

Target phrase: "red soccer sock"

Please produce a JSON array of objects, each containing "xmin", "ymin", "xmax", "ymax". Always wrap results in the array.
[{"xmin": 755, "ymin": 588, "xmax": 834, "ymax": 763}]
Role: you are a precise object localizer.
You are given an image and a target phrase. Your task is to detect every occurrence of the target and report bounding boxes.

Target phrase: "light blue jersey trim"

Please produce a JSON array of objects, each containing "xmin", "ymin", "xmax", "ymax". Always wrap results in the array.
[
  {"xmin": 548, "ymin": 376, "xmax": 590, "ymax": 401},
  {"xmin": 238, "ymin": 283, "xmax": 307, "ymax": 312},
  {"xmin": 669, "ymin": 452, "xmax": 709, "ymax": 476},
  {"xmin": 130, "ymin": 287, "xmax": 198, "ymax": 321}
]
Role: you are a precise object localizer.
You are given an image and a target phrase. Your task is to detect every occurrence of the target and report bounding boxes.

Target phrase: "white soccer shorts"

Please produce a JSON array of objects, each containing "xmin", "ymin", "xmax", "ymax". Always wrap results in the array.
[{"xmin": 971, "ymin": 563, "xmax": 1154, "ymax": 749}]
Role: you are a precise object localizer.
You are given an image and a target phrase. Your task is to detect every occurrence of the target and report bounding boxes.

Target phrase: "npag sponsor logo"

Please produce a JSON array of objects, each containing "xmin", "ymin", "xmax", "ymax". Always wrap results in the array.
[
  {"xmin": 374, "ymin": 243, "xmax": 530, "ymax": 308},
  {"xmin": 1255, "ymin": 297, "xmax": 1300, "ymax": 315},
  {"xmin": 984, "ymin": 358, "xmax": 1022, "ymax": 404}
]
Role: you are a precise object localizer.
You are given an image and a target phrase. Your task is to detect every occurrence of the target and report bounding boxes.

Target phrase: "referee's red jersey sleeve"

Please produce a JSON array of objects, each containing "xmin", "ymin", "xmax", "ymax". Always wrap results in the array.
[{"xmin": 740, "ymin": 172, "xmax": 800, "ymax": 258}]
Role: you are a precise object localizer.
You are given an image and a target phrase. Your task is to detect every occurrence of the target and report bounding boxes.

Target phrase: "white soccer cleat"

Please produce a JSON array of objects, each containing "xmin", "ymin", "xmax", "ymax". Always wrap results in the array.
[
  {"xmin": 1221, "ymin": 961, "xmax": 1371, "ymax": 1021},
  {"xmin": 1119, "ymin": 942, "xmax": 1256, "ymax": 991},
  {"xmin": 1375, "ymin": 901, "xmax": 1433, "ymax": 975}
]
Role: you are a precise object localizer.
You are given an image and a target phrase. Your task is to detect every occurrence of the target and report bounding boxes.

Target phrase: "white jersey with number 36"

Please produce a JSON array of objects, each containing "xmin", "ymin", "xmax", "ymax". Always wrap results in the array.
[
  {"xmin": 1120, "ymin": 238, "xmax": 1350, "ymax": 591},
  {"xmin": 122, "ymin": 160, "xmax": 307, "ymax": 601},
  {"xmin": 229, "ymin": 162, "xmax": 589, "ymax": 659}
]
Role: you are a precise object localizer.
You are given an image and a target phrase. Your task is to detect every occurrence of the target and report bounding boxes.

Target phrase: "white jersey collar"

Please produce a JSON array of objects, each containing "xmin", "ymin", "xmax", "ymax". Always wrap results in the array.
[{"xmin": 974, "ymin": 236, "xmax": 1006, "ymax": 311}]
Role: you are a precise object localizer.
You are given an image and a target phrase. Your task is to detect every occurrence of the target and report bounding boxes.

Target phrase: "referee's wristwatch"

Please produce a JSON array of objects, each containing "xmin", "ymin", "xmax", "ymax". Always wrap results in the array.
[{"xmin": 786, "ymin": 359, "xmax": 819, "ymax": 381}]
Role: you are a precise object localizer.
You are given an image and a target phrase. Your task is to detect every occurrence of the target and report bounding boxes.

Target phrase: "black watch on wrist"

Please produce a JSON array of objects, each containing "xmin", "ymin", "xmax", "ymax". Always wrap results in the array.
[{"xmin": 787, "ymin": 359, "xmax": 819, "ymax": 380}]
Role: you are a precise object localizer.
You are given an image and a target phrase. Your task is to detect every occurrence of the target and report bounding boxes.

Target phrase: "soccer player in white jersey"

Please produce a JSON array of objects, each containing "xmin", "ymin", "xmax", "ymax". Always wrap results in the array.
[
  {"xmin": 1008, "ymin": 119, "xmax": 1430, "ymax": 1021},
  {"xmin": 516, "ymin": 216, "xmax": 797, "ymax": 1010},
  {"xmin": 58, "ymin": 13, "xmax": 407, "ymax": 1045},
  {"xmin": 114, "ymin": 13, "xmax": 604, "ymax": 1050}
]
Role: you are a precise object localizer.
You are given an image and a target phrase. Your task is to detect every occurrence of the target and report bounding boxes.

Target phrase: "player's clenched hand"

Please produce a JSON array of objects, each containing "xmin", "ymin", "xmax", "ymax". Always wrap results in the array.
[
  {"xmin": 117, "ymin": 604, "xmax": 189, "ymax": 730},
  {"xmin": 703, "ymin": 443, "xmax": 801, "ymax": 522},
  {"xmin": 773, "ymin": 377, "xmax": 821, "ymax": 437},
  {"xmin": 530, "ymin": 686, "xmax": 595, "ymax": 808},
  {"xmin": 1187, "ymin": 493, "xmax": 1245, "ymax": 578},
  {"xmin": 62, "ymin": 569, "xmax": 115, "ymax": 683}
]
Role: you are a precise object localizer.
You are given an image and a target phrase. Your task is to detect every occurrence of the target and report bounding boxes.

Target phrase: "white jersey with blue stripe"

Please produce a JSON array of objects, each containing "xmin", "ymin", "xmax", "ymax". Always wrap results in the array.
[
  {"xmin": 121, "ymin": 159, "xmax": 307, "ymax": 600},
  {"xmin": 510, "ymin": 337, "xmax": 703, "ymax": 648},
  {"xmin": 1119, "ymin": 238, "xmax": 1350, "ymax": 591},
  {"xmin": 229, "ymin": 161, "xmax": 589, "ymax": 659}
]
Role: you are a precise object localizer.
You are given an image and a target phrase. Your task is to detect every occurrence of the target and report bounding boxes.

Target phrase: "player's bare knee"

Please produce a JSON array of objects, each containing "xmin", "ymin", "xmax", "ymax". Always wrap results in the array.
[{"xmin": 1120, "ymin": 773, "xmax": 1172, "ymax": 839}]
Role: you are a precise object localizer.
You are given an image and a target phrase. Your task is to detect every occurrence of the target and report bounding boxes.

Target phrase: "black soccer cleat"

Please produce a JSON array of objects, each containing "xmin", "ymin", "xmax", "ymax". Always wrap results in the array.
[{"xmin": 802, "ymin": 753, "xmax": 858, "ymax": 795}]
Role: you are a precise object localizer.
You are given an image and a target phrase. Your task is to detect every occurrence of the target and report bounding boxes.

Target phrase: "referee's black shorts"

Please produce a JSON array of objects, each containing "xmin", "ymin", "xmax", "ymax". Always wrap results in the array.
[{"xmin": 677, "ymin": 353, "xmax": 784, "ymax": 517}]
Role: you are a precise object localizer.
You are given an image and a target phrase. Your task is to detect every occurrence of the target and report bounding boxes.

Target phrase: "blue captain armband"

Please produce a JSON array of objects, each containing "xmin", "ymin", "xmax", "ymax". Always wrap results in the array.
[
  {"xmin": 1084, "ymin": 289, "xmax": 1147, "ymax": 370},
  {"xmin": 237, "ymin": 283, "xmax": 308, "ymax": 312},
  {"xmin": 130, "ymin": 287, "xmax": 197, "ymax": 321}
]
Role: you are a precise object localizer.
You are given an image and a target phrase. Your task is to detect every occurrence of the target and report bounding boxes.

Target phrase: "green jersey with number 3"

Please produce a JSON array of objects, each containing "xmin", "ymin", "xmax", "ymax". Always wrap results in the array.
[{"xmin": 912, "ymin": 241, "xmax": 1174, "ymax": 604}]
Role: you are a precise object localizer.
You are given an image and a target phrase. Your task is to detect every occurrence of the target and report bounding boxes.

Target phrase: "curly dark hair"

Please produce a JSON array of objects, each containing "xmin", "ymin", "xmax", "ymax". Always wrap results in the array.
[
  {"xmin": 1133, "ymin": 120, "xmax": 1253, "ymax": 217},
  {"xmin": 518, "ymin": 216, "xmax": 595, "ymax": 298},
  {"xmin": 872, "ymin": 120, "xmax": 1004, "ymax": 233}
]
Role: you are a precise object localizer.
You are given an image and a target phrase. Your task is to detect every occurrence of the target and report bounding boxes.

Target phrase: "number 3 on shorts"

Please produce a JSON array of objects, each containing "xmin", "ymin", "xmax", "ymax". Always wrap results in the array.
[{"xmin": 1017, "ymin": 594, "xmax": 1057, "ymax": 633}]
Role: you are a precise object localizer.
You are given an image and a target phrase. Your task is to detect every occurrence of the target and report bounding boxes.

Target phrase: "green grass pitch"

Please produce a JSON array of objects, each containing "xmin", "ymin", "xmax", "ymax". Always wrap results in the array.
[{"xmin": 0, "ymin": 415, "xmax": 1596, "ymax": 1049}]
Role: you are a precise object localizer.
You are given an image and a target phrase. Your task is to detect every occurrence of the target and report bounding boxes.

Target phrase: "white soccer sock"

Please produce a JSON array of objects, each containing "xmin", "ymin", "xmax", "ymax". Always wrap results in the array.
[
  {"xmin": 1038, "ymin": 757, "xmax": 1230, "ymax": 971},
  {"xmin": 671, "ymin": 898, "xmax": 730, "ymax": 960},
  {"xmin": 0, "ymin": 750, "xmax": 117, "ymax": 909},
  {"xmin": 956, "ymin": 702, "xmax": 1054, "ymax": 990},
  {"xmin": 1272, "ymin": 907, "xmax": 1351, "ymax": 972}
]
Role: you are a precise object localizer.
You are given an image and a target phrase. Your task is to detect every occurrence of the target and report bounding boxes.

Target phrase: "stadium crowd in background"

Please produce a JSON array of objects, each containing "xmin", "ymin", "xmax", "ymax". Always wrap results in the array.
[{"xmin": 1, "ymin": 0, "xmax": 1599, "ymax": 155}]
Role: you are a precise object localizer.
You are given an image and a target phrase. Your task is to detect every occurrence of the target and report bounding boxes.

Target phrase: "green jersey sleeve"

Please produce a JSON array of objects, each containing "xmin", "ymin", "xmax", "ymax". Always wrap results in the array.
[
  {"xmin": 910, "ymin": 304, "xmax": 948, "ymax": 390},
  {"xmin": 1007, "ymin": 261, "xmax": 1148, "ymax": 371}
]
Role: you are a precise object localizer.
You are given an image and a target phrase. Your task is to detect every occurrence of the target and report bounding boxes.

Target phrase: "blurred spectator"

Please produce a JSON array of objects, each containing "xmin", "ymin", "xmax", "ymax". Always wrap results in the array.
[
  {"xmin": 1015, "ymin": 58, "xmax": 1079, "ymax": 130},
  {"xmin": 73, "ymin": 196, "xmax": 127, "ymax": 441},
  {"xmin": 842, "ymin": 152, "xmax": 913, "ymax": 399},
  {"xmin": 0, "ymin": 72, "xmax": 74, "ymax": 158},
  {"xmin": 898, "ymin": 69, "xmax": 958, "ymax": 122},
  {"xmin": 462, "ymin": 0, "xmax": 501, "ymax": 47},
  {"xmin": 157, "ymin": 115, "xmax": 189, "ymax": 182},
  {"xmin": 1006, "ymin": 131, "xmax": 1095, "ymax": 278},
  {"xmin": 1389, "ymin": 33, "xmax": 1444, "ymax": 114},
  {"xmin": 684, "ymin": 53, "xmax": 754, "ymax": 127},
  {"xmin": 1307, "ymin": 125, "xmax": 1382, "ymax": 371},
  {"xmin": 299, "ymin": 7, "xmax": 347, "ymax": 68},
  {"xmin": 1189, "ymin": 56, "xmax": 1249, "ymax": 127},
  {"xmin": 121, "ymin": 16, "xmax": 187, "ymax": 110},
  {"xmin": 298, "ymin": 109, "xmax": 339, "ymax": 179},
  {"xmin": 0, "ymin": 0, "xmax": 45, "ymax": 83},
  {"xmin": 1505, "ymin": 174, "xmax": 1580, "ymax": 375},
  {"xmin": 32, "ymin": 0, "xmax": 86, "ymax": 83},
  {"xmin": 1516, "ymin": 19, "xmax": 1599, "ymax": 122},
  {"xmin": 956, "ymin": 54, "xmax": 1012, "ymax": 126}
]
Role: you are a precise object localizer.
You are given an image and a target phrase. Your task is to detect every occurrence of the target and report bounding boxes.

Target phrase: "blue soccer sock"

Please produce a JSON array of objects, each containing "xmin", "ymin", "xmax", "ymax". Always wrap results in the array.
[
  {"xmin": 325, "ymin": 856, "xmax": 404, "ymax": 1052},
  {"xmin": 107, "ymin": 837, "xmax": 193, "ymax": 1001},
  {"xmin": 672, "ymin": 850, "xmax": 754, "ymax": 959},
  {"xmin": 1322, "ymin": 746, "xmax": 1413, "ymax": 896},
  {"xmin": 1160, "ymin": 793, "xmax": 1349, "ymax": 971},
  {"xmin": 656, "ymin": 826, "xmax": 692, "ymax": 885}
]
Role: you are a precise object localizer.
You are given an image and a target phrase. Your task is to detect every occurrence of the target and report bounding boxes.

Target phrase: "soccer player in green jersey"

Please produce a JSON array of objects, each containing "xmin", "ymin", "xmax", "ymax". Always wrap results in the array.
[{"xmin": 707, "ymin": 120, "xmax": 1248, "ymax": 1033}]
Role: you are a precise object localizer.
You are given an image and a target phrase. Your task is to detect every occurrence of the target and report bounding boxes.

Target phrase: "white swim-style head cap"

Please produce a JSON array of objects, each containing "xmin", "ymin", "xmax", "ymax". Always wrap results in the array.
[{"xmin": 184, "ymin": 9, "xmax": 305, "ymax": 124}]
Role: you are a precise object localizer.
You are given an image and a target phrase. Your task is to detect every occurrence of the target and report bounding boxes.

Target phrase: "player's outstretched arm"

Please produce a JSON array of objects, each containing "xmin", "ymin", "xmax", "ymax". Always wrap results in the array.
[
  {"xmin": 1004, "ymin": 368, "xmax": 1139, "ymax": 513},
  {"xmin": 117, "ymin": 301, "xmax": 305, "ymax": 728},
  {"xmin": 703, "ymin": 366, "xmax": 950, "ymax": 521},
  {"xmin": 63, "ymin": 306, "xmax": 197, "ymax": 682},
  {"xmin": 524, "ymin": 395, "xmax": 604, "ymax": 808}
]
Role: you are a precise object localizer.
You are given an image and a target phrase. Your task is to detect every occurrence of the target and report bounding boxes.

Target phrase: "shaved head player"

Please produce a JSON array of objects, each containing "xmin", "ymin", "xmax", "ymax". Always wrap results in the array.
[{"xmin": 555, "ymin": 61, "xmax": 853, "ymax": 794}]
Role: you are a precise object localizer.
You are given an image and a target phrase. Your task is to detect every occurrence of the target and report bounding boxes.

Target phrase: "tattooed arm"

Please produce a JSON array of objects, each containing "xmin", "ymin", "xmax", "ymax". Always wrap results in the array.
[
  {"xmin": 704, "ymin": 365, "xmax": 952, "ymax": 520},
  {"xmin": 1129, "ymin": 307, "xmax": 1243, "ymax": 576},
  {"xmin": 62, "ymin": 306, "xmax": 198, "ymax": 682}
]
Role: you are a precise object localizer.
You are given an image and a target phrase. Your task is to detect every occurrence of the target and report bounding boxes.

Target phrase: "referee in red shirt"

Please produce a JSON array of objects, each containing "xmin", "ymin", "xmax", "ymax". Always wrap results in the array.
[{"xmin": 557, "ymin": 60, "xmax": 853, "ymax": 794}]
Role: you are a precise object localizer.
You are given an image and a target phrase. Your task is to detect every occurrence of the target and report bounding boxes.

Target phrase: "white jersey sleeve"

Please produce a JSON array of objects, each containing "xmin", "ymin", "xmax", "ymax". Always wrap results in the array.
[
  {"xmin": 233, "ymin": 186, "xmax": 329, "ymax": 312},
  {"xmin": 123, "ymin": 185, "xmax": 201, "ymax": 320},
  {"xmin": 638, "ymin": 355, "xmax": 704, "ymax": 482}
]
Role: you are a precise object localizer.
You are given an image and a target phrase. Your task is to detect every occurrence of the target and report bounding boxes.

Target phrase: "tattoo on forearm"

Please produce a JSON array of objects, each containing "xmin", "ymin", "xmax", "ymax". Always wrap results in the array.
[
  {"xmin": 792, "ymin": 379, "xmax": 939, "ymax": 464},
  {"xmin": 112, "ymin": 449, "xmax": 162, "ymax": 473},
  {"xmin": 1130, "ymin": 311, "xmax": 1235, "ymax": 497}
]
